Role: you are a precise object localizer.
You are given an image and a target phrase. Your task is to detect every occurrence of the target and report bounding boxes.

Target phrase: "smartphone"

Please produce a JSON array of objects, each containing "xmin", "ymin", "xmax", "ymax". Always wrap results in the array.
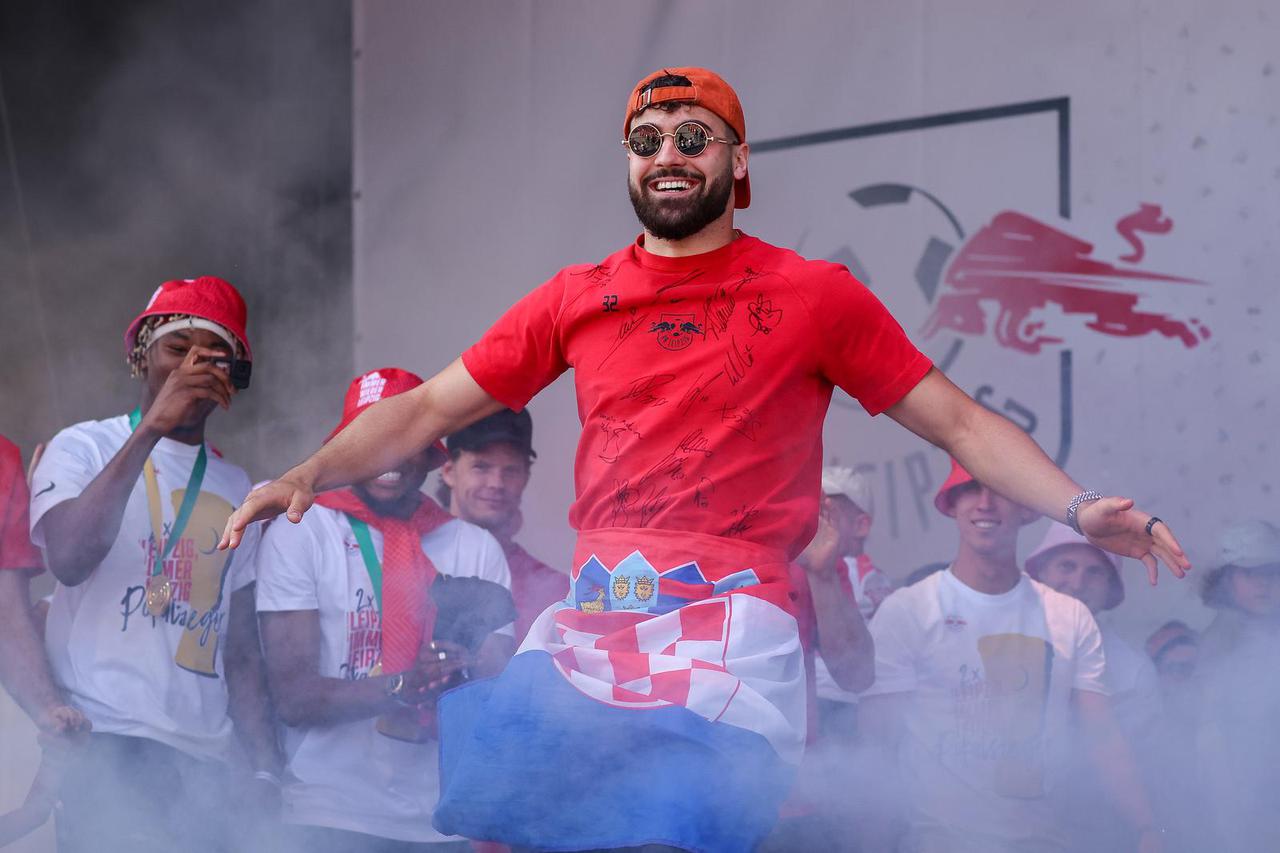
[{"xmin": 210, "ymin": 356, "xmax": 252, "ymax": 390}]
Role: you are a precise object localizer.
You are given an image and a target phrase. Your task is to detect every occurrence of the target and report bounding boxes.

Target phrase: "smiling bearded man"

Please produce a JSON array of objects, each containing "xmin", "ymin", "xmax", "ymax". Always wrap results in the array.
[
  {"xmin": 223, "ymin": 68, "xmax": 1190, "ymax": 853},
  {"xmin": 627, "ymin": 133, "xmax": 735, "ymax": 240}
]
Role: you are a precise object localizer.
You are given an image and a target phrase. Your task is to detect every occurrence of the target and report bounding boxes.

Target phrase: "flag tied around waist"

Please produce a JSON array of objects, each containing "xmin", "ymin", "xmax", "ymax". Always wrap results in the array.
[{"xmin": 434, "ymin": 529, "xmax": 805, "ymax": 850}]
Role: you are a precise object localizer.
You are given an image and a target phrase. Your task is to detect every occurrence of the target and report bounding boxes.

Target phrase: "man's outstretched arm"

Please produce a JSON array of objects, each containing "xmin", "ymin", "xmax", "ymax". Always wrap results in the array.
[
  {"xmin": 885, "ymin": 368, "xmax": 1191, "ymax": 582},
  {"xmin": 220, "ymin": 358, "xmax": 503, "ymax": 549}
]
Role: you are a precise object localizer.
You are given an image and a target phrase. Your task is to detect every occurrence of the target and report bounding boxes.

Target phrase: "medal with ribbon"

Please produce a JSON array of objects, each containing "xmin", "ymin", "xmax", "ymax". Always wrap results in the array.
[{"xmin": 129, "ymin": 408, "xmax": 208, "ymax": 616}]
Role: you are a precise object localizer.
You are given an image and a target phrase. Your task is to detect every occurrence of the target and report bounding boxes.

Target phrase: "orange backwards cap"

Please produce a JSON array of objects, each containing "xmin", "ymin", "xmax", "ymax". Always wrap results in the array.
[
  {"xmin": 124, "ymin": 276, "xmax": 251, "ymax": 360},
  {"xmin": 327, "ymin": 368, "xmax": 446, "ymax": 468},
  {"xmin": 934, "ymin": 458, "xmax": 976, "ymax": 516},
  {"xmin": 623, "ymin": 67, "xmax": 750, "ymax": 209}
]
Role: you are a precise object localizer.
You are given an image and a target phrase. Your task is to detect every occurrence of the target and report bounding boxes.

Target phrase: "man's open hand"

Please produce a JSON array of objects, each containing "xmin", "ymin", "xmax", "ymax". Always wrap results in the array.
[
  {"xmin": 1076, "ymin": 496, "xmax": 1191, "ymax": 585},
  {"xmin": 219, "ymin": 476, "xmax": 315, "ymax": 550}
]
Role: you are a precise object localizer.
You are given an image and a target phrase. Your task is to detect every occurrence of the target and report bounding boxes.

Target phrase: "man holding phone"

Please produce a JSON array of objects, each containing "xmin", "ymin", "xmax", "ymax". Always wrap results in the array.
[
  {"xmin": 220, "ymin": 68, "xmax": 1189, "ymax": 851},
  {"xmin": 28, "ymin": 276, "xmax": 272, "ymax": 852}
]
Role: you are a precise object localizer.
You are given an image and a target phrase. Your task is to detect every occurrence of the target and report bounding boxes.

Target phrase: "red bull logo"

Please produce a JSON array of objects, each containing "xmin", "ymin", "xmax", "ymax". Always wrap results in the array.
[
  {"xmin": 921, "ymin": 206, "xmax": 1210, "ymax": 354},
  {"xmin": 649, "ymin": 313, "xmax": 704, "ymax": 351}
]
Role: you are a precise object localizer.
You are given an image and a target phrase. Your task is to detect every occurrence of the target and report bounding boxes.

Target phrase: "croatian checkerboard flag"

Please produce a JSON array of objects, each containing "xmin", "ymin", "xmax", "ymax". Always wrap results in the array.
[{"xmin": 433, "ymin": 544, "xmax": 805, "ymax": 852}]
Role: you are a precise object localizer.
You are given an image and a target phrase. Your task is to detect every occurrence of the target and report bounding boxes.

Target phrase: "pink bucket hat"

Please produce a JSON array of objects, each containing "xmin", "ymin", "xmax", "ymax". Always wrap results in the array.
[{"xmin": 1026, "ymin": 522, "xmax": 1124, "ymax": 610}]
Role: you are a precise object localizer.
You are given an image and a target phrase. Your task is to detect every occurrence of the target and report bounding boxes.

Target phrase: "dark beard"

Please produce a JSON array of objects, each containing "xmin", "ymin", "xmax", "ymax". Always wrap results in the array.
[
  {"xmin": 353, "ymin": 483, "xmax": 422, "ymax": 519},
  {"xmin": 628, "ymin": 164, "xmax": 734, "ymax": 241}
]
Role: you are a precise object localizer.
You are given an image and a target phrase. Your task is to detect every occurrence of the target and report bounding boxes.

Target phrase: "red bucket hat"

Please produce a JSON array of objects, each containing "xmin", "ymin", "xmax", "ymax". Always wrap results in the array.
[
  {"xmin": 934, "ymin": 458, "xmax": 977, "ymax": 516},
  {"xmin": 124, "ymin": 276, "xmax": 252, "ymax": 361},
  {"xmin": 623, "ymin": 66, "xmax": 751, "ymax": 209},
  {"xmin": 327, "ymin": 368, "xmax": 446, "ymax": 468}
]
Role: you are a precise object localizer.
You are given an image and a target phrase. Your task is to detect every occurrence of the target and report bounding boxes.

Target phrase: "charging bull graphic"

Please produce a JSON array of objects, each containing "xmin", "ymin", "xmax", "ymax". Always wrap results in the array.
[
  {"xmin": 848, "ymin": 184, "xmax": 1211, "ymax": 355},
  {"xmin": 922, "ymin": 209, "xmax": 1209, "ymax": 354}
]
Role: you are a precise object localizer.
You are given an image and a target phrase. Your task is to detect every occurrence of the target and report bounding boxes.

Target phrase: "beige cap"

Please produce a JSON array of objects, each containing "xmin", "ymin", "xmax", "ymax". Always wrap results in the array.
[
  {"xmin": 821, "ymin": 466, "xmax": 874, "ymax": 517},
  {"xmin": 1215, "ymin": 520, "xmax": 1280, "ymax": 569}
]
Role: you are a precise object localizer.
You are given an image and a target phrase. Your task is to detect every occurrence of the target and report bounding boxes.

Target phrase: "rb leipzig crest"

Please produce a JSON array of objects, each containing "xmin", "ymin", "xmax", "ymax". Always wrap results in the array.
[{"xmin": 649, "ymin": 313, "xmax": 703, "ymax": 351}]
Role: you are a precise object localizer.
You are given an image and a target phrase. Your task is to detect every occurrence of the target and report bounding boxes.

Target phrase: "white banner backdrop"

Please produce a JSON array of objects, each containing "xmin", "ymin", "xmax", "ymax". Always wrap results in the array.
[{"xmin": 353, "ymin": 0, "xmax": 1279, "ymax": 639}]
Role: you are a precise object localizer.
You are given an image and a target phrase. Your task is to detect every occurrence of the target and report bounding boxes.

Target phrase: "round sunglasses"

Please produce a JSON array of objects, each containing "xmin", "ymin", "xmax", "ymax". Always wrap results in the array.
[{"xmin": 622, "ymin": 121, "xmax": 736, "ymax": 158}]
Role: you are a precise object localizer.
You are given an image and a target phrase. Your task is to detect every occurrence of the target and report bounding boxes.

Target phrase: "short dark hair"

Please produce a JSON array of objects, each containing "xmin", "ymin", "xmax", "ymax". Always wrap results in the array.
[
  {"xmin": 1201, "ymin": 564, "xmax": 1237, "ymax": 608},
  {"xmin": 632, "ymin": 101, "xmax": 739, "ymax": 143},
  {"xmin": 1197, "ymin": 564, "xmax": 1280, "ymax": 609},
  {"xmin": 640, "ymin": 73, "xmax": 694, "ymax": 93}
]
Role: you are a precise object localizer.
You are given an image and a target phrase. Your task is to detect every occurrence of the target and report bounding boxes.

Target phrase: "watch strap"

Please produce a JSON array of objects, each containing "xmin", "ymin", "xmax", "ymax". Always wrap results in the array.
[{"xmin": 1066, "ymin": 490, "xmax": 1105, "ymax": 534}]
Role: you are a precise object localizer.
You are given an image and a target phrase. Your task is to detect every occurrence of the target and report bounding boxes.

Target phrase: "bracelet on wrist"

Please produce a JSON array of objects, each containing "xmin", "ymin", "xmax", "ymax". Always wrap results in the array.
[{"xmin": 1066, "ymin": 490, "xmax": 1104, "ymax": 534}]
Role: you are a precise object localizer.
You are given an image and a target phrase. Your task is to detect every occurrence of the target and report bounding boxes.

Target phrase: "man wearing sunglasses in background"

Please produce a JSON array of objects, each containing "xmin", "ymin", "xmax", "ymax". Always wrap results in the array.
[{"xmin": 223, "ymin": 68, "xmax": 1190, "ymax": 852}]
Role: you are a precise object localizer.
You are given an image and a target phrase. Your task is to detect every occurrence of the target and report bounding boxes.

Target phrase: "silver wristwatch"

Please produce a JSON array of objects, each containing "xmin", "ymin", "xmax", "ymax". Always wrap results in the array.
[{"xmin": 1066, "ymin": 490, "xmax": 1104, "ymax": 534}]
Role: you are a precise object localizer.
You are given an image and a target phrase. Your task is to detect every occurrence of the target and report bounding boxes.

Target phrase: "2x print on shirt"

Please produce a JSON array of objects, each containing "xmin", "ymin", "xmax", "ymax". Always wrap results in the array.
[
  {"xmin": 464, "ymin": 233, "xmax": 932, "ymax": 563},
  {"xmin": 253, "ymin": 504, "xmax": 511, "ymax": 842}
]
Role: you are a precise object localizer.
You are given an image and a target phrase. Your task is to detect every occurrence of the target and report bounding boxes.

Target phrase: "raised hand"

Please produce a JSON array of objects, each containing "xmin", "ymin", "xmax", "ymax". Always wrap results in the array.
[
  {"xmin": 1076, "ymin": 497, "xmax": 1191, "ymax": 585},
  {"xmin": 797, "ymin": 501, "xmax": 842, "ymax": 578},
  {"xmin": 218, "ymin": 476, "xmax": 315, "ymax": 550},
  {"xmin": 141, "ymin": 345, "xmax": 236, "ymax": 435}
]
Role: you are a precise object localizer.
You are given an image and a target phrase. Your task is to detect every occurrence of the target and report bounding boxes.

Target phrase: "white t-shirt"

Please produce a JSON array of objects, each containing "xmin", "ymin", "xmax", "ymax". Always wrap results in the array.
[
  {"xmin": 863, "ymin": 568, "xmax": 1107, "ymax": 847},
  {"xmin": 1052, "ymin": 624, "xmax": 1164, "ymax": 853},
  {"xmin": 29, "ymin": 415, "xmax": 257, "ymax": 762},
  {"xmin": 253, "ymin": 503, "xmax": 511, "ymax": 843},
  {"xmin": 1098, "ymin": 623, "xmax": 1162, "ymax": 740}
]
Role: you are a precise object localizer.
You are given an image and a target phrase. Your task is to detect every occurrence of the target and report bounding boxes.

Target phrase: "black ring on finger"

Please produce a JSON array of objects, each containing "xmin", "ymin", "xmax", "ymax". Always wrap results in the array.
[{"xmin": 1145, "ymin": 517, "xmax": 1163, "ymax": 537}]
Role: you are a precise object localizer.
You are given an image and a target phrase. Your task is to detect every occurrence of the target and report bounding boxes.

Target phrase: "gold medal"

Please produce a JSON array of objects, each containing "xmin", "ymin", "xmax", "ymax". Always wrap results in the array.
[{"xmin": 145, "ymin": 575, "xmax": 175, "ymax": 616}]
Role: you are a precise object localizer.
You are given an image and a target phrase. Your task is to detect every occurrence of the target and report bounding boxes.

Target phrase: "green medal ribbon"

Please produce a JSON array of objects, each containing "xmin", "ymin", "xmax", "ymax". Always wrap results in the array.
[
  {"xmin": 346, "ymin": 515, "xmax": 383, "ymax": 613},
  {"xmin": 129, "ymin": 407, "xmax": 208, "ymax": 578}
]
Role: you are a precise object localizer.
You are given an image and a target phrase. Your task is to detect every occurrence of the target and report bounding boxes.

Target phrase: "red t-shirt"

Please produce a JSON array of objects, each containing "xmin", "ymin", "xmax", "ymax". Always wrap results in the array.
[
  {"xmin": 0, "ymin": 436, "xmax": 43, "ymax": 573},
  {"xmin": 463, "ymin": 233, "xmax": 931, "ymax": 562}
]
